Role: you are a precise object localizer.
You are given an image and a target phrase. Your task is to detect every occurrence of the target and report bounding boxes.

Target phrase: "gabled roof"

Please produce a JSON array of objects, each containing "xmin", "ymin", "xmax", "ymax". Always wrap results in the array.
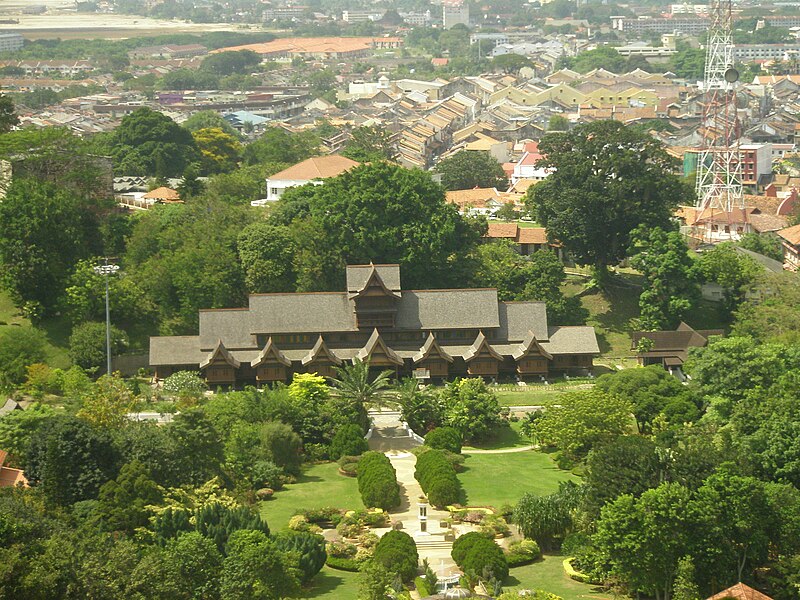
[
  {"xmin": 512, "ymin": 330, "xmax": 553, "ymax": 361},
  {"xmin": 143, "ymin": 186, "xmax": 181, "ymax": 201},
  {"xmin": 302, "ymin": 335, "xmax": 343, "ymax": 366},
  {"xmin": 463, "ymin": 331, "xmax": 504, "ymax": 362},
  {"xmin": 250, "ymin": 337, "xmax": 291, "ymax": 368},
  {"xmin": 356, "ymin": 329, "xmax": 404, "ymax": 365},
  {"xmin": 268, "ymin": 155, "xmax": 360, "ymax": 182},
  {"xmin": 348, "ymin": 263, "xmax": 401, "ymax": 299},
  {"xmin": 412, "ymin": 333, "xmax": 454, "ymax": 363},
  {"xmin": 778, "ymin": 222, "xmax": 800, "ymax": 245},
  {"xmin": 706, "ymin": 583, "xmax": 773, "ymax": 600},
  {"xmin": 200, "ymin": 339, "xmax": 240, "ymax": 370}
]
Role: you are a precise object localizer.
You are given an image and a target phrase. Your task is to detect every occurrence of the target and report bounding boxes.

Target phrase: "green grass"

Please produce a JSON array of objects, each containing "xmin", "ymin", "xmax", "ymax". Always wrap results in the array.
[
  {"xmin": 301, "ymin": 566, "xmax": 360, "ymax": 599},
  {"xmin": 458, "ymin": 452, "xmax": 578, "ymax": 508},
  {"xmin": 0, "ymin": 289, "xmax": 71, "ymax": 369},
  {"xmin": 495, "ymin": 385, "xmax": 593, "ymax": 407},
  {"xmin": 463, "ymin": 420, "xmax": 531, "ymax": 450},
  {"xmin": 505, "ymin": 555, "xmax": 612, "ymax": 600},
  {"xmin": 259, "ymin": 462, "xmax": 363, "ymax": 531}
]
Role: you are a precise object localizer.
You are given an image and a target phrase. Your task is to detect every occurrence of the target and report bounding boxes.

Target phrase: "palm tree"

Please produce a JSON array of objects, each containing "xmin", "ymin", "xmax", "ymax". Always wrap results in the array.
[{"xmin": 330, "ymin": 359, "xmax": 392, "ymax": 408}]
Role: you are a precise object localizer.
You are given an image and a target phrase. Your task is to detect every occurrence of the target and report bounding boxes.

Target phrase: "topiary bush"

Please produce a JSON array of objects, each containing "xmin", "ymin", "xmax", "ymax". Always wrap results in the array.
[
  {"xmin": 356, "ymin": 451, "xmax": 401, "ymax": 510},
  {"xmin": 424, "ymin": 426, "xmax": 463, "ymax": 454},
  {"xmin": 414, "ymin": 448, "xmax": 461, "ymax": 507},
  {"xmin": 373, "ymin": 530, "xmax": 419, "ymax": 583},
  {"xmin": 458, "ymin": 536, "xmax": 508, "ymax": 582},
  {"xmin": 329, "ymin": 424, "xmax": 369, "ymax": 459},
  {"xmin": 505, "ymin": 539, "xmax": 542, "ymax": 567},
  {"xmin": 452, "ymin": 531, "xmax": 492, "ymax": 566},
  {"xmin": 272, "ymin": 531, "xmax": 327, "ymax": 584}
]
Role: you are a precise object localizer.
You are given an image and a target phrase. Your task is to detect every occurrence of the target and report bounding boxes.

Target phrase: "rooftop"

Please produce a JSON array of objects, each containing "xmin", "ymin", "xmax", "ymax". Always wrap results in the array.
[{"xmin": 268, "ymin": 155, "xmax": 360, "ymax": 182}]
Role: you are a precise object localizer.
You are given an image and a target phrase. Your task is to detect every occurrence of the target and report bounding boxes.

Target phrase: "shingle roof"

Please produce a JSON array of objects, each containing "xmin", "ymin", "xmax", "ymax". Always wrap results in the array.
[
  {"xmin": 412, "ymin": 333, "xmax": 454, "ymax": 363},
  {"xmin": 150, "ymin": 335, "xmax": 203, "ymax": 366},
  {"xmin": 396, "ymin": 290, "xmax": 501, "ymax": 330},
  {"xmin": 356, "ymin": 329, "xmax": 404, "ymax": 365},
  {"xmin": 251, "ymin": 337, "xmax": 291, "ymax": 368},
  {"xmin": 541, "ymin": 326, "xmax": 600, "ymax": 355},
  {"xmin": 302, "ymin": 336, "xmax": 343, "ymax": 366},
  {"xmin": 200, "ymin": 340, "xmax": 240, "ymax": 370},
  {"xmin": 346, "ymin": 263, "xmax": 401, "ymax": 294},
  {"xmin": 497, "ymin": 302, "xmax": 549, "ymax": 342},
  {"xmin": 486, "ymin": 222, "xmax": 518, "ymax": 238},
  {"xmin": 778, "ymin": 222, "xmax": 800, "ymax": 245},
  {"xmin": 143, "ymin": 186, "xmax": 181, "ymax": 201},
  {"xmin": 706, "ymin": 583, "xmax": 773, "ymax": 600},
  {"xmin": 268, "ymin": 155, "xmax": 360, "ymax": 182},
  {"xmin": 248, "ymin": 293, "xmax": 356, "ymax": 335},
  {"xmin": 464, "ymin": 331, "xmax": 504, "ymax": 362},
  {"xmin": 445, "ymin": 188, "xmax": 502, "ymax": 209},
  {"xmin": 512, "ymin": 330, "xmax": 553, "ymax": 360},
  {"xmin": 517, "ymin": 227, "xmax": 548, "ymax": 245}
]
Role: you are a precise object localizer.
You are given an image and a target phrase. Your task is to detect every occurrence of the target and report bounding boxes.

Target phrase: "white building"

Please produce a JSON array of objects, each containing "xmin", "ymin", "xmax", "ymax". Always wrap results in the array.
[
  {"xmin": 256, "ymin": 155, "xmax": 361, "ymax": 205},
  {"xmin": 341, "ymin": 10, "xmax": 384, "ymax": 22},
  {"xmin": 0, "ymin": 33, "xmax": 24, "ymax": 53}
]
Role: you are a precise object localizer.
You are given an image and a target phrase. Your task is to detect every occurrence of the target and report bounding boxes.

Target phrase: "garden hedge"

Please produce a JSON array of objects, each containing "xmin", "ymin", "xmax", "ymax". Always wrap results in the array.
[
  {"xmin": 356, "ymin": 451, "xmax": 400, "ymax": 510},
  {"xmin": 414, "ymin": 448, "xmax": 461, "ymax": 507}
]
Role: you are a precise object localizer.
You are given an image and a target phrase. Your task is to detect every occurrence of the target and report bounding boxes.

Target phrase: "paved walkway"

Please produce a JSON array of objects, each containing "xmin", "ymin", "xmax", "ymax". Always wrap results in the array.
[
  {"xmin": 465, "ymin": 444, "xmax": 536, "ymax": 454},
  {"xmin": 367, "ymin": 409, "xmax": 462, "ymax": 579}
]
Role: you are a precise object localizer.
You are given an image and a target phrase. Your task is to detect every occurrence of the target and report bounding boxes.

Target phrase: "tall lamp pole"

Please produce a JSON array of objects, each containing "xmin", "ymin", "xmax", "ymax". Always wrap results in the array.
[{"xmin": 93, "ymin": 260, "xmax": 119, "ymax": 376}]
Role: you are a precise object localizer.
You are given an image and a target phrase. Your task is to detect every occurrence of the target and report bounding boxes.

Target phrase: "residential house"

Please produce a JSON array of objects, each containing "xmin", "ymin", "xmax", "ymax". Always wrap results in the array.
[
  {"xmin": 257, "ymin": 155, "xmax": 360, "ymax": 205},
  {"xmin": 631, "ymin": 323, "xmax": 723, "ymax": 371},
  {"xmin": 778, "ymin": 223, "xmax": 800, "ymax": 271}
]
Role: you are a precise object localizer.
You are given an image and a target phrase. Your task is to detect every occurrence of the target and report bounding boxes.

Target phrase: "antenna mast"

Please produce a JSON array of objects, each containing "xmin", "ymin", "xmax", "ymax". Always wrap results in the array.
[{"xmin": 695, "ymin": 0, "xmax": 743, "ymax": 213}]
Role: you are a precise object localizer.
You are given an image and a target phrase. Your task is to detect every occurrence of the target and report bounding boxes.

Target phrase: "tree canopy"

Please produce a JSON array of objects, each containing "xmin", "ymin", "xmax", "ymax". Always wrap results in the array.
[
  {"xmin": 434, "ymin": 150, "xmax": 508, "ymax": 191},
  {"xmin": 526, "ymin": 121, "xmax": 694, "ymax": 279}
]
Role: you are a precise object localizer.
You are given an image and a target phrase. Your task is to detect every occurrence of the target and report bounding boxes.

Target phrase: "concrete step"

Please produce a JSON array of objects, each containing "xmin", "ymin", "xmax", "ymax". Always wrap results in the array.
[{"xmin": 413, "ymin": 539, "xmax": 453, "ymax": 549}]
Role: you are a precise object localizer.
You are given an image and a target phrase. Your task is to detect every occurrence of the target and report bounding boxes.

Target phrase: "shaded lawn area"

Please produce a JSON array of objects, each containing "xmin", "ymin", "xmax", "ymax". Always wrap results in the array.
[
  {"xmin": 505, "ymin": 555, "xmax": 613, "ymax": 600},
  {"xmin": 0, "ymin": 289, "xmax": 71, "ymax": 369},
  {"xmin": 458, "ymin": 452, "xmax": 578, "ymax": 508},
  {"xmin": 301, "ymin": 566, "xmax": 359, "ymax": 599},
  {"xmin": 259, "ymin": 462, "xmax": 363, "ymax": 531},
  {"xmin": 463, "ymin": 420, "xmax": 531, "ymax": 450}
]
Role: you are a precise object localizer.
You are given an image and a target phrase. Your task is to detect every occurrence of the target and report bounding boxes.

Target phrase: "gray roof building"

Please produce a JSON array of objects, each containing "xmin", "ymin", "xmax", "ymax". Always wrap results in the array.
[{"xmin": 150, "ymin": 263, "xmax": 600, "ymax": 385}]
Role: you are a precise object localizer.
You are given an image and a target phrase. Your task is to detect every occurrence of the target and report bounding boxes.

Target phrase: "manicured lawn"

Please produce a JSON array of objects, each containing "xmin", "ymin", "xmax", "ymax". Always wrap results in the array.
[
  {"xmin": 464, "ymin": 420, "xmax": 531, "ymax": 450},
  {"xmin": 505, "ymin": 555, "xmax": 612, "ymax": 600},
  {"xmin": 495, "ymin": 386, "xmax": 592, "ymax": 407},
  {"xmin": 301, "ymin": 566, "xmax": 359, "ymax": 599},
  {"xmin": 458, "ymin": 451, "xmax": 578, "ymax": 508},
  {"xmin": 259, "ymin": 462, "xmax": 363, "ymax": 531}
]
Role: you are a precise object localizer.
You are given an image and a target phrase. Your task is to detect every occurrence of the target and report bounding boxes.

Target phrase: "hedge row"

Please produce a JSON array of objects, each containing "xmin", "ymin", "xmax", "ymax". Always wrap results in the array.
[
  {"xmin": 414, "ymin": 448, "xmax": 461, "ymax": 507},
  {"xmin": 357, "ymin": 451, "xmax": 401, "ymax": 510}
]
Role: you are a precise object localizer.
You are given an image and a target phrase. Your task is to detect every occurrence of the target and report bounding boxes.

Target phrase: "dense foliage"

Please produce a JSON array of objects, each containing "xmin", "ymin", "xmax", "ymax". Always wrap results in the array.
[
  {"xmin": 414, "ymin": 448, "xmax": 461, "ymax": 507},
  {"xmin": 356, "ymin": 451, "xmax": 401, "ymax": 510}
]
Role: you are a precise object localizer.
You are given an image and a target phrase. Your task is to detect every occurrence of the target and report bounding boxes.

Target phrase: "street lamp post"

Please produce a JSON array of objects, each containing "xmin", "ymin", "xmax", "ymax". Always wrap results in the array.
[{"xmin": 93, "ymin": 260, "xmax": 119, "ymax": 375}]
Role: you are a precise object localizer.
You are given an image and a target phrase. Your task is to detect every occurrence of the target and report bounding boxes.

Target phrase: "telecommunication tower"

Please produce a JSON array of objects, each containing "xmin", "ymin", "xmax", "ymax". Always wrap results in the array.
[{"xmin": 695, "ymin": 0, "xmax": 743, "ymax": 213}]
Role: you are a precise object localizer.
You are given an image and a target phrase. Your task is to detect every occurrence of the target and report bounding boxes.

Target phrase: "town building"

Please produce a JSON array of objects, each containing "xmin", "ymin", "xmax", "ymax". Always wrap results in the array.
[
  {"xmin": 0, "ymin": 450, "xmax": 27, "ymax": 488},
  {"xmin": 341, "ymin": 10, "xmax": 385, "ymax": 23},
  {"xmin": 212, "ymin": 37, "xmax": 403, "ymax": 61},
  {"xmin": 258, "ymin": 155, "xmax": 360, "ymax": 204},
  {"xmin": 778, "ymin": 223, "xmax": 800, "ymax": 271},
  {"xmin": 734, "ymin": 44, "xmax": 800, "ymax": 63},
  {"xmin": 0, "ymin": 33, "xmax": 24, "ymax": 53},
  {"xmin": 149, "ymin": 263, "xmax": 600, "ymax": 385},
  {"xmin": 485, "ymin": 223, "xmax": 563, "ymax": 258},
  {"xmin": 610, "ymin": 16, "xmax": 708, "ymax": 36},
  {"xmin": 443, "ymin": 0, "xmax": 469, "ymax": 29},
  {"xmin": 631, "ymin": 322, "xmax": 723, "ymax": 371}
]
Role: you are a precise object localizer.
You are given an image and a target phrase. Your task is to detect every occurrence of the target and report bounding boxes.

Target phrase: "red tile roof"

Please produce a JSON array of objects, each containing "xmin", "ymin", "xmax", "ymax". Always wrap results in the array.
[{"xmin": 706, "ymin": 583, "xmax": 773, "ymax": 600}]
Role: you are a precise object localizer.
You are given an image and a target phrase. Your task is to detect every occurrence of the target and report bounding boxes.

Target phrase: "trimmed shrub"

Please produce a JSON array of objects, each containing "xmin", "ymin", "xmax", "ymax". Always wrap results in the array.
[
  {"xmin": 415, "ymin": 575, "xmax": 434, "ymax": 597},
  {"xmin": 357, "ymin": 451, "xmax": 401, "ymax": 510},
  {"xmin": 326, "ymin": 556, "xmax": 361, "ymax": 571},
  {"xmin": 459, "ymin": 536, "xmax": 508, "ymax": 582},
  {"xmin": 506, "ymin": 539, "xmax": 542, "ymax": 567},
  {"xmin": 373, "ymin": 530, "xmax": 419, "ymax": 583},
  {"xmin": 414, "ymin": 448, "xmax": 461, "ymax": 507},
  {"xmin": 424, "ymin": 427, "xmax": 463, "ymax": 454},
  {"xmin": 330, "ymin": 424, "xmax": 369, "ymax": 459},
  {"xmin": 452, "ymin": 532, "xmax": 492, "ymax": 566}
]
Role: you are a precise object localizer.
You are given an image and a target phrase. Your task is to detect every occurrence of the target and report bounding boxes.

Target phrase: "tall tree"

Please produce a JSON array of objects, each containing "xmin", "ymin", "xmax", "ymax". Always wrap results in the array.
[
  {"xmin": 25, "ymin": 415, "xmax": 119, "ymax": 506},
  {"xmin": 237, "ymin": 222, "xmax": 297, "ymax": 293},
  {"xmin": 629, "ymin": 226, "xmax": 700, "ymax": 330},
  {"xmin": 111, "ymin": 107, "xmax": 200, "ymax": 177},
  {"xmin": 434, "ymin": 150, "xmax": 508, "ymax": 191},
  {"xmin": 192, "ymin": 127, "xmax": 242, "ymax": 175},
  {"xmin": 526, "ymin": 121, "xmax": 694, "ymax": 282},
  {"xmin": 272, "ymin": 162, "xmax": 484, "ymax": 291},
  {"xmin": 697, "ymin": 243, "xmax": 761, "ymax": 316},
  {"xmin": 0, "ymin": 178, "xmax": 104, "ymax": 315},
  {"xmin": 0, "ymin": 94, "xmax": 18, "ymax": 133},
  {"xmin": 220, "ymin": 529, "xmax": 298, "ymax": 600},
  {"xmin": 330, "ymin": 359, "xmax": 392, "ymax": 408},
  {"xmin": 341, "ymin": 125, "xmax": 397, "ymax": 162}
]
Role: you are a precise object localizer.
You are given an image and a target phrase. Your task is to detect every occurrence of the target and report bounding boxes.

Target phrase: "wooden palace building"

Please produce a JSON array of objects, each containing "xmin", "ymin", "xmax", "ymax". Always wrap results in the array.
[{"xmin": 150, "ymin": 264, "xmax": 600, "ymax": 386}]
